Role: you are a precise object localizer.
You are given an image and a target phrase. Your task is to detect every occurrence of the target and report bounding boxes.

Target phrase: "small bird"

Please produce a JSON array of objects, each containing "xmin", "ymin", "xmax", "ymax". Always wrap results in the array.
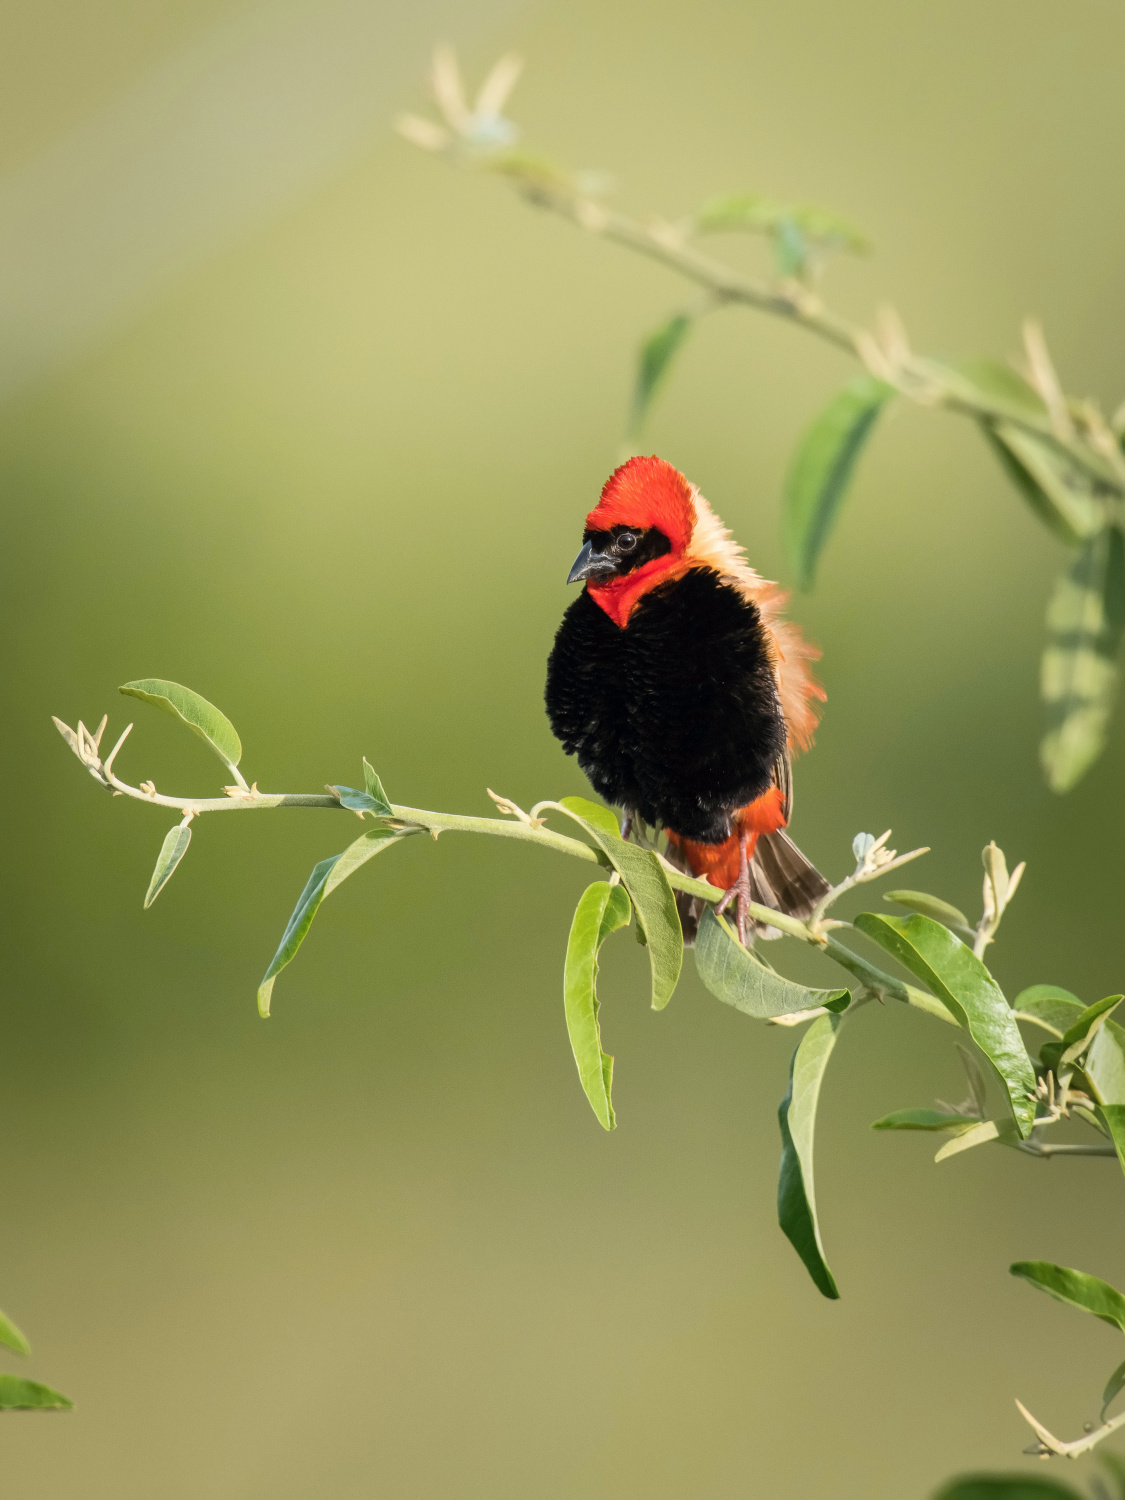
[{"xmin": 545, "ymin": 455, "xmax": 829, "ymax": 944}]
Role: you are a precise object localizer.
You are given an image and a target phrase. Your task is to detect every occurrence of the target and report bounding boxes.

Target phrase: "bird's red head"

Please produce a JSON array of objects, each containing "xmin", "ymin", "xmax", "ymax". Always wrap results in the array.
[{"xmin": 568, "ymin": 456, "xmax": 697, "ymax": 627}]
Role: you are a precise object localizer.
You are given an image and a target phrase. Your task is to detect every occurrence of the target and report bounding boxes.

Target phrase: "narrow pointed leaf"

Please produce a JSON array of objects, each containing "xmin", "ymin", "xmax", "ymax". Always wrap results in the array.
[
  {"xmin": 695, "ymin": 908, "xmax": 849, "ymax": 1019},
  {"xmin": 933, "ymin": 1477, "xmax": 1083, "ymax": 1500},
  {"xmin": 871, "ymin": 1108, "xmax": 979, "ymax": 1131},
  {"xmin": 1057, "ymin": 995, "xmax": 1123, "ymax": 1064},
  {"xmin": 1100, "ymin": 1105, "xmax": 1125, "ymax": 1177},
  {"xmin": 933, "ymin": 1119, "xmax": 1008, "ymax": 1161},
  {"xmin": 778, "ymin": 1013, "xmax": 841, "ymax": 1299},
  {"xmin": 143, "ymin": 823, "xmax": 192, "ymax": 909},
  {"xmin": 362, "ymin": 759, "xmax": 393, "ymax": 817},
  {"xmin": 984, "ymin": 423, "xmax": 1106, "ymax": 545},
  {"xmin": 853, "ymin": 913, "xmax": 1036, "ymax": 1135},
  {"xmin": 557, "ymin": 799, "xmax": 682, "ymax": 1010},
  {"xmin": 1040, "ymin": 524, "xmax": 1125, "ymax": 793},
  {"xmin": 1010, "ymin": 1261, "xmax": 1125, "ymax": 1334},
  {"xmin": 0, "ymin": 1308, "xmax": 30, "ymax": 1356},
  {"xmin": 783, "ymin": 376, "xmax": 895, "ymax": 588},
  {"xmin": 1103, "ymin": 1358, "xmax": 1125, "ymax": 1420},
  {"xmin": 119, "ymin": 679, "xmax": 242, "ymax": 770},
  {"xmin": 629, "ymin": 314, "xmax": 693, "ymax": 437},
  {"xmin": 257, "ymin": 828, "xmax": 406, "ymax": 1017},
  {"xmin": 563, "ymin": 881, "xmax": 631, "ymax": 1129},
  {"xmin": 883, "ymin": 889, "xmax": 970, "ymax": 931},
  {"xmin": 1013, "ymin": 985, "xmax": 1084, "ymax": 1037},
  {"xmin": 0, "ymin": 1375, "xmax": 72, "ymax": 1410}
]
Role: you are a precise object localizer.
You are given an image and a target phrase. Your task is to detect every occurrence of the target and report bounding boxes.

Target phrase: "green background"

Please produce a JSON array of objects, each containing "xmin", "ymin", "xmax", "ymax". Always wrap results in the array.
[{"xmin": 3, "ymin": 0, "xmax": 1125, "ymax": 1494}]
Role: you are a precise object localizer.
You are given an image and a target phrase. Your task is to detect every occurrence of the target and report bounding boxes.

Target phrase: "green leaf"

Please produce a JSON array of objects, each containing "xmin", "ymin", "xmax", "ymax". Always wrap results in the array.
[
  {"xmin": 563, "ymin": 882, "xmax": 632, "ymax": 1129},
  {"xmin": 695, "ymin": 908, "xmax": 849, "ymax": 1019},
  {"xmin": 119, "ymin": 678, "xmax": 242, "ymax": 771},
  {"xmin": 871, "ymin": 1108, "xmax": 980, "ymax": 1131},
  {"xmin": 556, "ymin": 800, "xmax": 682, "ymax": 1011},
  {"xmin": 883, "ymin": 889, "xmax": 971, "ymax": 932},
  {"xmin": 853, "ymin": 913, "xmax": 1036, "ymax": 1136},
  {"xmin": 143, "ymin": 822, "xmax": 192, "ymax": 909},
  {"xmin": 330, "ymin": 786, "xmax": 389, "ymax": 815},
  {"xmin": 1013, "ymin": 985, "xmax": 1084, "ymax": 1037},
  {"xmin": 1089, "ymin": 1025, "xmax": 1125, "ymax": 1108},
  {"xmin": 783, "ymin": 376, "xmax": 895, "ymax": 589},
  {"xmin": 1010, "ymin": 1261, "xmax": 1125, "ymax": 1334},
  {"xmin": 0, "ymin": 1375, "xmax": 72, "ymax": 1410},
  {"xmin": 362, "ymin": 759, "xmax": 393, "ymax": 817},
  {"xmin": 257, "ymin": 827, "xmax": 406, "ymax": 1017},
  {"xmin": 933, "ymin": 1477, "xmax": 1084, "ymax": 1500},
  {"xmin": 1057, "ymin": 995, "xmax": 1123, "ymax": 1063},
  {"xmin": 933, "ymin": 1118, "xmax": 1017, "ymax": 1161},
  {"xmin": 1102, "ymin": 1357, "xmax": 1125, "ymax": 1419},
  {"xmin": 1100, "ymin": 1105, "xmax": 1125, "ymax": 1178},
  {"xmin": 0, "ymin": 1308, "xmax": 30, "ymax": 1357},
  {"xmin": 984, "ymin": 423, "xmax": 1106, "ymax": 546},
  {"xmin": 559, "ymin": 796, "xmax": 621, "ymax": 841},
  {"xmin": 629, "ymin": 313, "xmax": 693, "ymax": 437},
  {"xmin": 1040, "ymin": 524, "xmax": 1125, "ymax": 793},
  {"xmin": 777, "ymin": 1013, "xmax": 841, "ymax": 1299}
]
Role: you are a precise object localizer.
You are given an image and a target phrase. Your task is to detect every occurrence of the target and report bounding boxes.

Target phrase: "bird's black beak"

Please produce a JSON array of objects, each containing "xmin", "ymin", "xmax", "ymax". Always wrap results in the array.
[{"xmin": 567, "ymin": 539, "xmax": 618, "ymax": 584}]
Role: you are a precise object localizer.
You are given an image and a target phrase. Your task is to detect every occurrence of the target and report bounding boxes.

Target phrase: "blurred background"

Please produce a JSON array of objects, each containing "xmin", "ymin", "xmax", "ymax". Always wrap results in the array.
[{"xmin": 3, "ymin": 1, "xmax": 1125, "ymax": 1494}]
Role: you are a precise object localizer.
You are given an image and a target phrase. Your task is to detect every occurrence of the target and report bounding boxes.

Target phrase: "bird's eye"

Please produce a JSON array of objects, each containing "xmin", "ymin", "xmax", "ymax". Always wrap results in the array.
[{"xmin": 617, "ymin": 531, "xmax": 637, "ymax": 552}]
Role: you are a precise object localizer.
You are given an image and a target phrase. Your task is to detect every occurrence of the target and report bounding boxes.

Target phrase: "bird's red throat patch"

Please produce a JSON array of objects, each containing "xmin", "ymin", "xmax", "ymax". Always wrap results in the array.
[{"xmin": 585, "ymin": 456, "xmax": 696, "ymax": 628}]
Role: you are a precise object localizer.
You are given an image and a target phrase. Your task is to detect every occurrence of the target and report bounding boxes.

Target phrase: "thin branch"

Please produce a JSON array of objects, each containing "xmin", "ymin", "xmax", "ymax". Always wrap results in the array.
[
  {"xmin": 55, "ymin": 711, "xmax": 950, "ymax": 1025},
  {"xmin": 396, "ymin": 63, "xmax": 1125, "ymax": 494},
  {"xmin": 1016, "ymin": 1398, "xmax": 1125, "ymax": 1460}
]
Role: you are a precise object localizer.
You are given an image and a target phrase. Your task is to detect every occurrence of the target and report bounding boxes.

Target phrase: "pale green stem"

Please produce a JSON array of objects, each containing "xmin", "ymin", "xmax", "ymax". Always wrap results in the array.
[
  {"xmin": 59, "ymin": 714, "xmax": 949, "ymax": 1022},
  {"xmin": 485, "ymin": 158, "xmax": 1121, "ymax": 490}
]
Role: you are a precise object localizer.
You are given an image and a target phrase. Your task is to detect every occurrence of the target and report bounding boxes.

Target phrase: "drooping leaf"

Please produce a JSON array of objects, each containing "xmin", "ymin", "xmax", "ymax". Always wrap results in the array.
[
  {"xmin": 563, "ymin": 881, "xmax": 632, "ymax": 1129},
  {"xmin": 853, "ymin": 913, "xmax": 1036, "ymax": 1136},
  {"xmin": 1040, "ymin": 524, "xmax": 1125, "ymax": 793},
  {"xmin": 1010, "ymin": 1261, "xmax": 1125, "ymax": 1334},
  {"xmin": 883, "ymin": 889, "xmax": 971, "ymax": 933},
  {"xmin": 1013, "ymin": 985, "xmax": 1084, "ymax": 1037},
  {"xmin": 1100, "ymin": 1105, "xmax": 1125, "ymax": 1178},
  {"xmin": 932, "ymin": 1476, "xmax": 1083, "ymax": 1500},
  {"xmin": 362, "ymin": 759, "xmax": 393, "ymax": 817},
  {"xmin": 777, "ymin": 1013, "xmax": 841, "ymax": 1299},
  {"xmin": 143, "ymin": 823, "xmax": 192, "ymax": 909},
  {"xmin": 556, "ymin": 799, "xmax": 682, "ymax": 1010},
  {"xmin": 1102, "ymin": 1357, "xmax": 1125, "ymax": 1419},
  {"xmin": 695, "ymin": 908, "xmax": 849, "ymax": 1019},
  {"xmin": 0, "ymin": 1307, "xmax": 30, "ymax": 1357},
  {"xmin": 1089, "ymin": 1026, "xmax": 1125, "ymax": 1108},
  {"xmin": 0, "ymin": 1375, "xmax": 72, "ymax": 1410},
  {"xmin": 871, "ymin": 1108, "xmax": 979, "ymax": 1131},
  {"xmin": 257, "ymin": 827, "xmax": 406, "ymax": 1017},
  {"xmin": 984, "ymin": 423, "xmax": 1107, "ymax": 546},
  {"xmin": 629, "ymin": 313, "xmax": 693, "ymax": 437},
  {"xmin": 119, "ymin": 679, "xmax": 242, "ymax": 771},
  {"xmin": 783, "ymin": 376, "xmax": 895, "ymax": 589}
]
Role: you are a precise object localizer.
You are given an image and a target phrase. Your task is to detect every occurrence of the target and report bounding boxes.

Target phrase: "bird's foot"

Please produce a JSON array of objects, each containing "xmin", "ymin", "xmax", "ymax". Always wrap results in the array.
[{"xmin": 715, "ymin": 833, "xmax": 754, "ymax": 946}]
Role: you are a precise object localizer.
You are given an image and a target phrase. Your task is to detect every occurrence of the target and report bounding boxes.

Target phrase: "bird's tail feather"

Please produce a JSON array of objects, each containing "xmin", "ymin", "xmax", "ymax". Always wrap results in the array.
[{"xmin": 668, "ymin": 828, "xmax": 829, "ymax": 945}]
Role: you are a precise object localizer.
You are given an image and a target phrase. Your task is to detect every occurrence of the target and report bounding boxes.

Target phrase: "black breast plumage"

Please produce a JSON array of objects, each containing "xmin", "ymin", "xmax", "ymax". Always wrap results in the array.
[{"xmin": 544, "ymin": 566, "xmax": 786, "ymax": 843}]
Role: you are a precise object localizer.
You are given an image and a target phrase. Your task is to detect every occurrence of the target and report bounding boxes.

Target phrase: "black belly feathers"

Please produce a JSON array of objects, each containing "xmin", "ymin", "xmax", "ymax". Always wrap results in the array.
[{"xmin": 544, "ymin": 566, "xmax": 786, "ymax": 843}]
